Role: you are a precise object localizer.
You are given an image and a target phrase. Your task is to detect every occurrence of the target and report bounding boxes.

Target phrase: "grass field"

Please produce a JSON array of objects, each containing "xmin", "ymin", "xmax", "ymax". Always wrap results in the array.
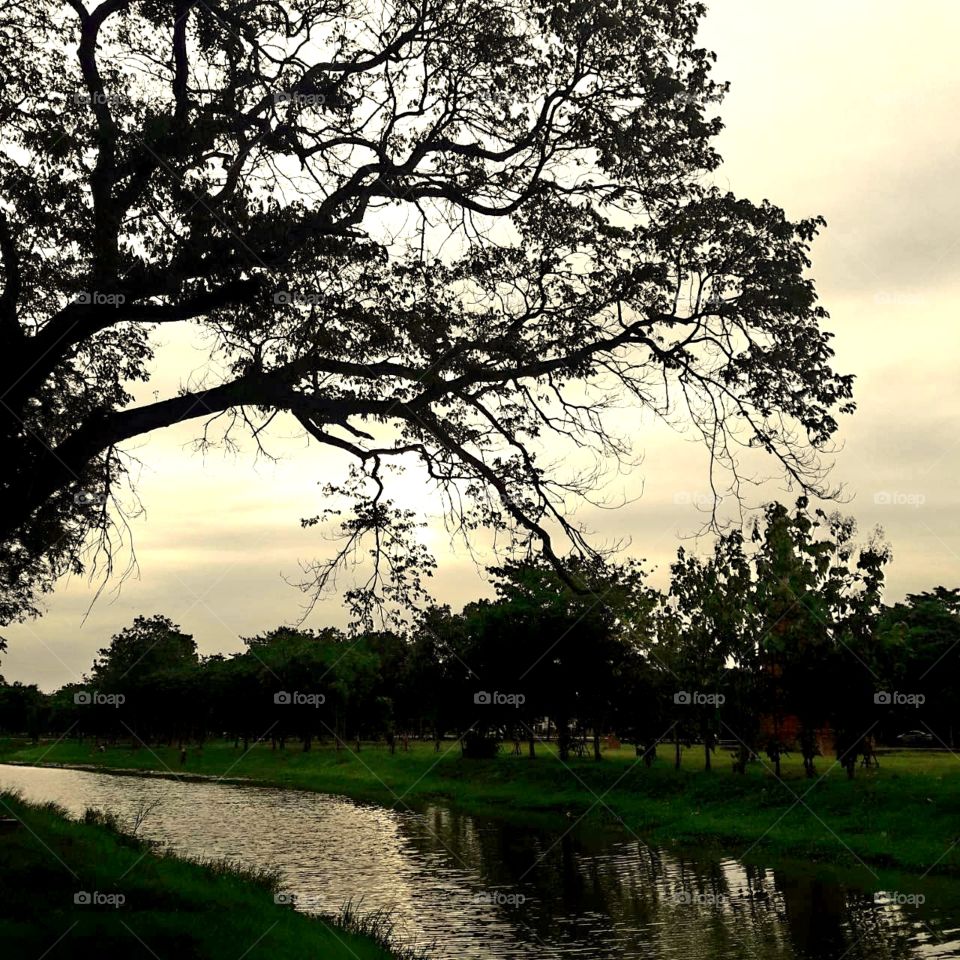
[
  {"xmin": 3, "ymin": 737, "xmax": 960, "ymax": 877},
  {"xmin": 0, "ymin": 787, "xmax": 416, "ymax": 959}
]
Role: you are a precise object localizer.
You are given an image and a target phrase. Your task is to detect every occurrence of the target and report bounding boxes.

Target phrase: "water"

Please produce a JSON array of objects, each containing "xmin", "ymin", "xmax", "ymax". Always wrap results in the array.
[{"xmin": 2, "ymin": 762, "xmax": 959, "ymax": 959}]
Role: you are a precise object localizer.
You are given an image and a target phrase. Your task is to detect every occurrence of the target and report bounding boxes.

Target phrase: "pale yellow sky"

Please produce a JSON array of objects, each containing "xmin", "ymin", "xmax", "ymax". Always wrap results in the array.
[{"xmin": 5, "ymin": 1, "xmax": 960, "ymax": 689}]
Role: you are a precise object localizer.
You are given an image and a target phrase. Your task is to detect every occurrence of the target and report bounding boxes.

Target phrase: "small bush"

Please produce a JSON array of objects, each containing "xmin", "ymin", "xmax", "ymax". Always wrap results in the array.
[{"xmin": 460, "ymin": 732, "xmax": 500, "ymax": 759}]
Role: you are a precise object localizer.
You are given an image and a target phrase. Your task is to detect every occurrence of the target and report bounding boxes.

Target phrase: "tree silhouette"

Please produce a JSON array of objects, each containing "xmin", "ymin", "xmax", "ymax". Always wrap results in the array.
[{"xmin": 0, "ymin": 1, "xmax": 852, "ymax": 623}]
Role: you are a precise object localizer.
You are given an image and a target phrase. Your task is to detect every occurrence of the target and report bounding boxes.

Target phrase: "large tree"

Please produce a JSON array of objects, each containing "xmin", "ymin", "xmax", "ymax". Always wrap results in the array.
[{"xmin": 0, "ymin": 0, "xmax": 852, "ymax": 623}]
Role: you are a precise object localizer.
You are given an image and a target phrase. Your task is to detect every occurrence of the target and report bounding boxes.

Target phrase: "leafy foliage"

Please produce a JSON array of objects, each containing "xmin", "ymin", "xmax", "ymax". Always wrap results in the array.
[{"xmin": 0, "ymin": 0, "xmax": 852, "ymax": 624}]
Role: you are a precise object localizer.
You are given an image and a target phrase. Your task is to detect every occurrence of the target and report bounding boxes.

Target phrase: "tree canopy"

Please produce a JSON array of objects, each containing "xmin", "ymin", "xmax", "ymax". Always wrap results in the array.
[
  {"xmin": 8, "ymin": 500, "xmax": 949, "ymax": 781},
  {"xmin": 0, "ymin": 0, "xmax": 852, "ymax": 624}
]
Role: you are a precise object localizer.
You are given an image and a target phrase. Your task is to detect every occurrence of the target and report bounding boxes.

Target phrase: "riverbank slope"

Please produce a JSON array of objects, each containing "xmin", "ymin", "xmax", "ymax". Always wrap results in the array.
[
  {"xmin": 0, "ymin": 787, "xmax": 414, "ymax": 959},
  {"xmin": 3, "ymin": 739, "xmax": 959, "ymax": 877}
]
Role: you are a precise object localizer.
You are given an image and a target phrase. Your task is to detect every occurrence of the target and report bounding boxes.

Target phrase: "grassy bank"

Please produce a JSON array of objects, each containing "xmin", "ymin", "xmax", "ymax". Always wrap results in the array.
[
  {"xmin": 3, "ymin": 737, "xmax": 960, "ymax": 877},
  {"xmin": 0, "ymin": 787, "xmax": 415, "ymax": 959}
]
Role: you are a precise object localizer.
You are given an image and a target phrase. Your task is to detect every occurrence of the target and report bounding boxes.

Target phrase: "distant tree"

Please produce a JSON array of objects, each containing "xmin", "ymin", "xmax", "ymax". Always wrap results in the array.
[
  {"xmin": 610, "ymin": 645, "xmax": 669, "ymax": 767},
  {"xmin": 0, "ymin": 680, "xmax": 44, "ymax": 741},
  {"xmin": 92, "ymin": 614, "xmax": 197, "ymax": 683},
  {"xmin": 877, "ymin": 588, "xmax": 960, "ymax": 748},
  {"xmin": 1, "ymin": 0, "xmax": 852, "ymax": 626},
  {"xmin": 242, "ymin": 626, "xmax": 368, "ymax": 751},
  {"xmin": 480, "ymin": 556, "xmax": 653, "ymax": 761},
  {"xmin": 406, "ymin": 605, "xmax": 471, "ymax": 747},
  {"xmin": 664, "ymin": 531, "xmax": 750, "ymax": 770},
  {"xmin": 460, "ymin": 598, "xmax": 537, "ymax": 757},
  {"xmin": 361, "ymin": 630, "xmax": 409, "ymax": 747},
  {"xmin": 88, "ymin": 614, "xmax": 197, "ymax": 743},
  {"xmin": 827, "ymin": 517, "xmax": 888, "ymax": 778},
  {"xmin": 209, "ymin": 652, "xmax": 264, "ymax": 751}
]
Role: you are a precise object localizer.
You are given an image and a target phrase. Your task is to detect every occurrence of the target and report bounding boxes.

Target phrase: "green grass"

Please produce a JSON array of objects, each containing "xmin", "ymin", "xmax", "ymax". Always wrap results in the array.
[
  {"xmin": 0, "ymin": 786, "xmax": 417, "ymax": 959},
  {"xmin": 4, "ymin": 737, "xmax": 960, "ymax": 876}
]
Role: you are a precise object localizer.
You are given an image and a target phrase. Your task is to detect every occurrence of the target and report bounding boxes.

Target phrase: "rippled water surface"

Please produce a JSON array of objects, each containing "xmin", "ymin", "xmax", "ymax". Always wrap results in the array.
[{"xmin": 2, "ymin": 762, "xmax": 959, "ymax": 959}]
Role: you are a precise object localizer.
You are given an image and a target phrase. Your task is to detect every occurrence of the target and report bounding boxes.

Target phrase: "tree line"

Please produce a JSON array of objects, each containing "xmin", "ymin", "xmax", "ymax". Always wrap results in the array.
[{"xmin": 2, "ymin": 500, "xmax": 957, "ymax": 779}]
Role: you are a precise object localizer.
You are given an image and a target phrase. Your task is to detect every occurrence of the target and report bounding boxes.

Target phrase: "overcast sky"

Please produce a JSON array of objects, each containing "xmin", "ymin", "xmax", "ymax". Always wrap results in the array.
[{"xmin": 5, "ymin": 0, "xmax": 959, "ymax": 690}]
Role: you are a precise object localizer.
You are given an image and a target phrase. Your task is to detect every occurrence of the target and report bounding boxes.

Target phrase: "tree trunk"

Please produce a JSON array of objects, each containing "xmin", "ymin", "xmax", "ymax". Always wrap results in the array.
[{"xmin": 558, "ymin": 718, "xmax": 570, "ymax": 762}]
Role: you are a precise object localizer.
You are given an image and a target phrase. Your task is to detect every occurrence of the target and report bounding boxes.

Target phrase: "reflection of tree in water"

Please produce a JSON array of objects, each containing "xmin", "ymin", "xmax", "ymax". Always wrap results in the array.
[
  {"xmin": 402, "ymin": 807, "xmax": 952, "ymax": 959},
  {"xmin": 838, "ymin": 889, "xmax": 942, "ymax": 959},
  {"xmin": 775, "ymin": 871, "xmax": 851, "ymax": 958},
  {"xmin": 402, "ymin": 809, "xmax": 796, "ymax": 956}
]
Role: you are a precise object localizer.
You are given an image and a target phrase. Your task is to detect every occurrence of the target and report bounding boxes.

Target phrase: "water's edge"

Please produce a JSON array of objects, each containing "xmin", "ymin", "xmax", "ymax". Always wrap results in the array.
[{"xmin": 4, "ymin": 761, "xmax": 960, "ymax": 959}]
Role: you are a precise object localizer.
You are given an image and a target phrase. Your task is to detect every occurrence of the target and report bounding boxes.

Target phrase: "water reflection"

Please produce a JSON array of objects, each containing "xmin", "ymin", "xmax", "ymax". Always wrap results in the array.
[{"xmin": 1, "ymin": 763, "xmax": 958, "ymax": 960}]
